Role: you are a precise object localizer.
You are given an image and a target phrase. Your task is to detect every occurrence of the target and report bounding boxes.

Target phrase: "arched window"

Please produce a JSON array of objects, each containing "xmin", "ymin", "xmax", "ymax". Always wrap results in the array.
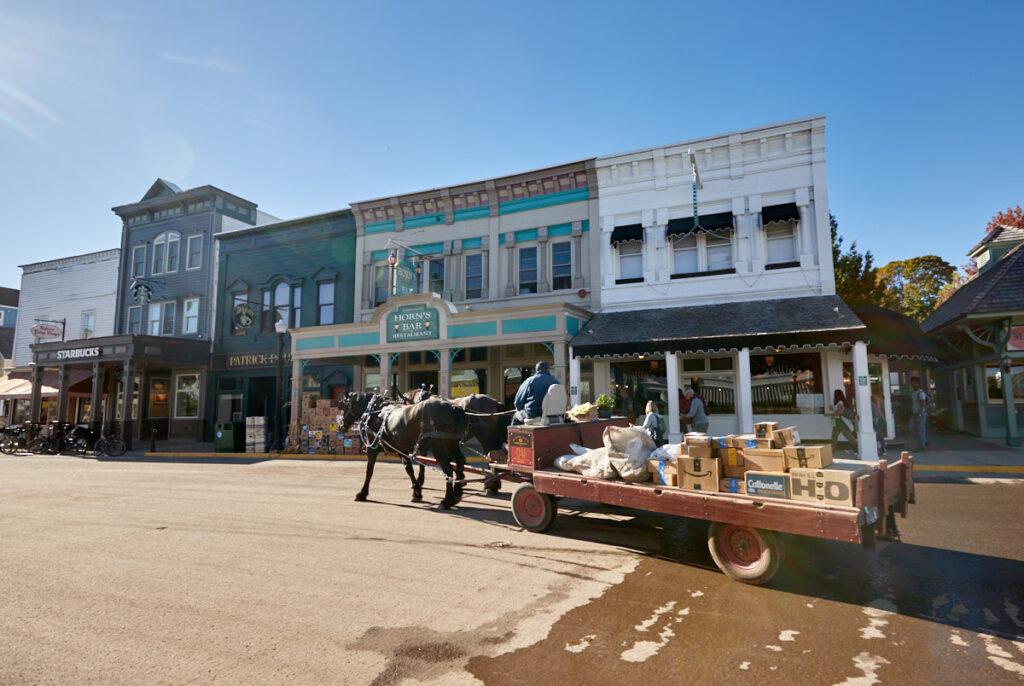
[{"xmin": 152, "ymin": 232, "xmax": 181, "ymax": 274}]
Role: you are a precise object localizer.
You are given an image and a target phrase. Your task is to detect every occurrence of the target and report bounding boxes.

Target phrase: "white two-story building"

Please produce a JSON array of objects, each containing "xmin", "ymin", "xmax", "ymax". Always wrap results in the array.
[{"xmin": 569, "ymin": 117, "xmax": 888, "ymax": 456}]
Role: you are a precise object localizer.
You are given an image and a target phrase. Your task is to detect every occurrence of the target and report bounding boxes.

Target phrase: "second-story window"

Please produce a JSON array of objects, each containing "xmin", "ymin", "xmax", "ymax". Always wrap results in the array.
[
  {"xmin": 318, "ymin": 282, "xmax": 335, "ymax": 325},
  {"xmin": 671, "ymin": 231, "xmax": 734, "ymax": 276},
  {"xmin": 231, "ymin": 293, "xmax": 247, "ymax": 336},
  {"xmin": 127, "ymin": 306, "xmax": 141, "ymax": 334},
  {"xmin": 673, "ymin": 235, "xmax": 698, "ymax": 274},
  {"xmin": 765, "ymin": 223, "xmax": 797, "ymax": 265},
  {"xmin": 273, "ymin": 282, "xmax": 290, "ymax": 329},
  {"xmin": 81, "ymin": 311, "xmax": 95, "ymax": 339},
  {"xmin": 186, "ymin": 235, "xmax": 202, "ymax": 270},
  {"xmin": 518, "ymin": 247, "xmax": 537, "ymax": 294},
  {"xmin": 291, "ymin": 286, "xmax": 302, "ymax": 328},
  {"xmin": 551, "ymin": 242, "xmax": 572, "ymax": 290},
  {"xmin": 152, "ymin": 232, "xmax": 181, "ymax": 275},
  {"xmin": 373, "ymin": 264, "xmax": 389, "ymax": 307},
  {"xmin": 148, "ymin": 301, "xmax": 176, "ymax": 336},
  {"xmin": 132, "ymin": 245, "xmax": 146, "ymax": 278},
  {"xmin": 427, "ymin": 259, "xmax": 444, "ymax": 294},
  {"xmin": 183, "ymin": 298, "xmax": 199, "ymax": 334},
  {"xmin": 617, "ymin": 241, "xmax": 643, "ymax": 282},
  {"xmin": 465, "ymin": 254, "xmax": 483, "ymax": 299}
]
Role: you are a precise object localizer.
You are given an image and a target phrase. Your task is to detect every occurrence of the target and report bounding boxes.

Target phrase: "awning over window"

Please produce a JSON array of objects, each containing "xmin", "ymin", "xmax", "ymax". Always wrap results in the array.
[
  {"xmin": 610, "ymin": 224, "xmax": 643, "ymax": 244},
  {"xmin": 762, "ymin": 202, "xmax": 800, "ymax": 225},
  {"xmin": 0, "ymin": 377, "xmax": 57, "ymax": 400},
  {"xmin": 666, "ymin": 212, "xmax": 733, "ymax": 238}
]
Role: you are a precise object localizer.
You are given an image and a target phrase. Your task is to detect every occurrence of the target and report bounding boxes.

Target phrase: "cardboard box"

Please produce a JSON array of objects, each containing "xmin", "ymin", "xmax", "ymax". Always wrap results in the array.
[
  {"xmin": 684, "ymin": 433, "xmax": 710, "ymax": 447},
  {"xmin": 783, "ymin": 444, "xmax": 833, "ymax": 471},
  {"xmin": 719, "ymin": 477, "xmax": 747, "ymax": 495},
  {"xmin": 710, "ymin": 436, "xmax": 735, "ymax": 456},
  {"xmin": 772, "ymin": 426, "xmax": 801, "ymax": 448},
  {"xmin": 648, "ymin": 459, "xmax": 678, "ymax": 486},
  {"xmin": 789, "ymin": 459, "xmax": 871, "ymax": 507},
  {"xmin": 719, "ymin": 446, "xmax": 743, "ymax": 468},
  {"xmin": 677, "ymin": 456, "xmax": 720, "ymax": 492},
  {"xmin": 745, "ymin": 471, "xmax": 790, "ymax": 499},
  {"xmin": 686, "ymin": 444, "xmax": 713, "ymax": 459},
  {"xmin": 723, "ymin": 464, "xmax": 747, "ymax": 479},
  {"xmin": 741, "ymin": 448, "xmax": 785, "ymax": 473},
  {"xmin": 730, "ymin": 434, "xmax": 758, "ymax": 450},
  {"xmin": 754, "ymin": 421, "xmax": 779, "ymax": 439}
]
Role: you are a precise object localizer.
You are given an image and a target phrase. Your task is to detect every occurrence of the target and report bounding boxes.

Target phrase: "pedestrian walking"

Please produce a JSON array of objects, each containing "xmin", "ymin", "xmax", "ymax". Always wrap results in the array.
[
  {"xmin": 871, "ymin": 394, "xmax": 886, "ymax": 456},
  {"xmin": 828, "ymin": 389, "xmax": 858, "ymax": 455},
  {"xmin": 909, "ymin": 376, "xmax": 928, "ymax": 451},
  {"xmin": 641, "ymin": 400, "xmax": 665, "ymax": 445}
]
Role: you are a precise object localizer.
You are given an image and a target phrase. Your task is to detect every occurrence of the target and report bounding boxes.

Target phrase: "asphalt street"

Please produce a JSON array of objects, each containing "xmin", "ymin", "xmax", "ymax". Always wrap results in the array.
[{"xmin": 0, "ymin": 453, "xmax": 1022, "ymax": 685}]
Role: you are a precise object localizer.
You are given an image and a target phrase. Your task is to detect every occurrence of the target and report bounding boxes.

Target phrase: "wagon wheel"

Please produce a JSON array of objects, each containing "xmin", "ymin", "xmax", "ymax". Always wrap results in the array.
[
  {"xmin": 511, "ymin": 483, "xmax": 557, "ymax": 532},
  {"xmin": 707, "ymin": 522, "xmax": 782, "ymax": 585}
]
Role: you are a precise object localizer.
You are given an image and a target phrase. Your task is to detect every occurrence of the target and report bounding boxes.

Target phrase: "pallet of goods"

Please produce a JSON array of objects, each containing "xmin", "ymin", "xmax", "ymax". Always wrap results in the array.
[{"xmin": 297, "ymin": 397, "xmax": 347, "ymax": 455}]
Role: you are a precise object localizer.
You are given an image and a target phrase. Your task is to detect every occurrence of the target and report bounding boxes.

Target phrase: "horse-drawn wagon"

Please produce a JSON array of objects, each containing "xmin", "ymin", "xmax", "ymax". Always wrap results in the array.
[{"xmin": 486, "ymin": 420, "xmax": 915, "ymax": 585}]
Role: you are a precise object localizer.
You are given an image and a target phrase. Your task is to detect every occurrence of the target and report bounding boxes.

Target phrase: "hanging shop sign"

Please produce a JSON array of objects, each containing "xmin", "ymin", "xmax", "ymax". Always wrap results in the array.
[
  {"xmin": 30, "ymin": 323, "xmax": 63, "ymax": 340},
  {"xmin": 56, "ymin": 346, "xmax": 101, "ymax": 360},
  {"xmin": 232, "ymin": 303, "xmax": 257, "ymax": 331},
  {"xmin": 386, "ymin": 304, "xmax": 439, "ymax": 343},
  {"xmin": 1008, "ymin": 326, "xmax": 1024, "ymax": 352},
  {"xmin": 393, "ymin": 258, "xmax": 418, "ymax": 297}
]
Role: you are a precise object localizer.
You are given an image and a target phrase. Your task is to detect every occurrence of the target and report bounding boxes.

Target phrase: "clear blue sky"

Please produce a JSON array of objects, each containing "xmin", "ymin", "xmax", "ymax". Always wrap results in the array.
[{"xmin": 2, "ymin": 0, "xmax": 1022, "ymax": 289}]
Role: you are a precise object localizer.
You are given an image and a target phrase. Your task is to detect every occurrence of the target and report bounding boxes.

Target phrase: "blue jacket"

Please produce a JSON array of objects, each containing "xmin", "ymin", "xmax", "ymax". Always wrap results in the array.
[{"xmin": 514, "ymin": 371, "xmax": 559, "ymax": 417}]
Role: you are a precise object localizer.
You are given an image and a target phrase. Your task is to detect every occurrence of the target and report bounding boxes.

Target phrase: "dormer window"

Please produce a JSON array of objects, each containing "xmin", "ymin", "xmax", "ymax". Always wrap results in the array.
[{"xmin": 152, "ymin": 232, "xmax": 181, "ymax": 275}]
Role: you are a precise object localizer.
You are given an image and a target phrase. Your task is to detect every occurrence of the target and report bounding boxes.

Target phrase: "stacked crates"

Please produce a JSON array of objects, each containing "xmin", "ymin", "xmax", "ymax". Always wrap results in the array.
[{"xmin": 245, "ymin": 416, "xmax": 267, "ymax": 453}]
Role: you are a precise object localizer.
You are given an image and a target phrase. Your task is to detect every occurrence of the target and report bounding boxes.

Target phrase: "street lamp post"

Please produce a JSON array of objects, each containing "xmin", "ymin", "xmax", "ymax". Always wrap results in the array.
[{"xmin": 274, "ymin": 317, "xmax": 289, "ymax": 451}]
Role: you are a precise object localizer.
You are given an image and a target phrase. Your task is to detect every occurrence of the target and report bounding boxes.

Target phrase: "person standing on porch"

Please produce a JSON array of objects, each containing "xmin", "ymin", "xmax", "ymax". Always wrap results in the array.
[
  {"xmin": 828, "ymin": 389, "xmax": 858, "ymax": 455},
  {"xmin": 681, "ymin": 388, "xmax": 709, "ymax": 434},
  {"xmin": 512, "ymin": 361, "xmax": 558, "ymax": 425},
  {"xmin": 909, "ymin": 376, "xmax": 928, "ymax": 452}
]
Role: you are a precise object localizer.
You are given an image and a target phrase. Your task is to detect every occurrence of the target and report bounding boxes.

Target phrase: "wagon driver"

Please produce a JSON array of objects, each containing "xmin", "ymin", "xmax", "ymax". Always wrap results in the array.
[{"xmin": 512, "ymin": 361, "xmax": 559, "ymax": 425}]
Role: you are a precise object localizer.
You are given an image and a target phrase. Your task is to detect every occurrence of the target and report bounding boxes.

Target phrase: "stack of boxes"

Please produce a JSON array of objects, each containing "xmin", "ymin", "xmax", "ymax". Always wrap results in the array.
[
  {"xmin": 648, "ymin": 420, "xmax": 872, "ymax": 507},
  {"xmin": 245, "ymin": 416, "xmax": 267, "ymax": 453},
  {"xmin": 297, "ymin": 397, "xmax": 362, "ymax": 456}
]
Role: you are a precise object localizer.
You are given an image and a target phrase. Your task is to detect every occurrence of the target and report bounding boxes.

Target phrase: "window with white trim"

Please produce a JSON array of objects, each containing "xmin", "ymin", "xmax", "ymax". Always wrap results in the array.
[
  {"xmin": 427, "ymin": 258, "xmax": 444, "ymax": 294},
  {"xmin": 186, "ymin": 234, "xmax": 202, "ymax": 270},
  {"xmin": 152, "ymin": 232, "xmax": 181, "ymax": 275},
  {"xmin": 291, "ymin": 286, "xmax": 302, "ymax": 328},
  {"xmin": 183, "ymin": 298, "xmax": 199, "ymax": 334},
  {"xmin": 551, "ymin": 242, "xmax": 572, "ymax": 291},
  {"xmin": 465, "ymin": 253, "xmax": 483, "ymax": 299},
  {"xmin": 373, "ymin": 264, "xmax": 389, "ymax": 307},
  {"xmin": 318, "ymin": 282, "xmax": 335, "ymax": 325},
  {"xmin": 81, "ymin": 311, "xmax": 95, "ymax": 339},
  {"xmin": 518, "ymin": 246, "xmax": 537, "ymax": 294},
  {"xmin": 132, "ymin": 245, "xmax": 146, "ymax": 277},
  {"xmin": 148, "ymin": 301, "xmax": 176, "ymax": 336},
  {"xmin": 127, "ymin": 306, "xmax": 141, "ymax": 334},
  {"xmin": 617, "ymin": 241, "xmax": 643, "ymax": 281},
  {"xmin": 671, "ymin": 230, "xmax": 734, "ymax": 276},
  {"xmin": 765, "ymin": 222, "xmax": 797, "ymax": 265},
  {"xmin": 174, "ymin": 373, "xmax": 200, "ymax": 418}
]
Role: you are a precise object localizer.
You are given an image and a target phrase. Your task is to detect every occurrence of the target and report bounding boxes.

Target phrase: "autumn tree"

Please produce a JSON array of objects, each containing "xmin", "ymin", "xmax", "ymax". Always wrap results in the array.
[
  {"xmin": 830, "ymin": 213, "xmax": 879, "ymax": 307},
  {"xmin": 986, "ymin": 205, "xmax": 1024, "ymax": 232},
  {"xmin": 877, "ymin": 256, "xmax": 956, "ymax": 321}
]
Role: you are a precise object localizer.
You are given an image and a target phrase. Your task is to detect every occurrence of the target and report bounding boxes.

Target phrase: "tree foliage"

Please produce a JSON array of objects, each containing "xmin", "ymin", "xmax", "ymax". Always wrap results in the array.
[
  {"xmin": 986, "ymin": 205, "xmax": 1024, "ymax": 232},
  {"xmin": 876, "ymin": 255, "xmax": 956, "ymax": 321},
  {"xmin": 830, "ymin": 213, "xmax": 878, "ymax": 307}
]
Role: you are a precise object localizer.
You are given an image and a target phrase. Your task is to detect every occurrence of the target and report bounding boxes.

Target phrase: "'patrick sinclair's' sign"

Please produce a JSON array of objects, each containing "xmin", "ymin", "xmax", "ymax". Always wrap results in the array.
[{"xmin": 386, "ymin": 304, "xmax": 439, "ymax": 343}]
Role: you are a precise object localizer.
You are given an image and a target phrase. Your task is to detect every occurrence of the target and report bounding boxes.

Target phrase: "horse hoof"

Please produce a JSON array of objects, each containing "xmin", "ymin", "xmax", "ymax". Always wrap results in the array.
[
  {"xmin": 439, "ymin": 500, "xmax": 454, "ymax": 510},
  {"xmin": 354, "ymin": 493, "xmax": 367, "ymax": 502},
  {"xmin": 411, "ymin": 494, "xmax": 423, "ymax": 503}
]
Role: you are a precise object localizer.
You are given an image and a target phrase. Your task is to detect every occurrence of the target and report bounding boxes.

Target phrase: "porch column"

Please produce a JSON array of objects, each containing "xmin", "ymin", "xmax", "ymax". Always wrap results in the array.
[
  {"xmin": 90, "ymin": 362, "xmax": 104, "ymax": 434},
  {"xmin": 553, "ymin": 342, "xmax": 568, "ymax": 386},
  {"xmin": 379, "ymin": 353, "xmax": 392, "ymax": 398},
  {"xmin": 29, "ymin": 365, "xmax": 44, "ymax": 438},
  {"xmin": 1002, "ymin": 363, "xmax": 1020, "ymax": 447},
  {"xmin": 290, "ymin": 356, "xmax": 302, "ymax": 439},
  {"xmin": 880, "ymin": 357, "xmax": 896, "ymax": 441},
  {"xmin": 569, "ymin": 351, "xmax": 581, "ymax": 407},
  {"xmin": 120, "ymin": 361, "xmax": 135, "ymax": 449},
  {"xmin": 666, "ymin": 352, "xmax": 681, "ymax": 443},
  {"xmin": 56, "ymin": 366, "xmax": 71, "ymax": 422},
  {"xmin": 853, "ymin": 341, "xmax": 878, "ymax": 460},
  {"xmin": 737, "ymin": 347, "xmax": 754, "ymax": 433},
  {"xmin": 439, "ymin": 349, "xmax": 452, "ymax": 398}
]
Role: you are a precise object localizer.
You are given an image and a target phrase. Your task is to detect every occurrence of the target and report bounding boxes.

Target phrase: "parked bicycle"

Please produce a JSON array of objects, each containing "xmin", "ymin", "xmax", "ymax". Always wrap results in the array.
[
  {"xmin": 92, "ymin": 426, "xmax": 127, "ymax": 458},
  {"xmin": 0, "ymin": 423, "xmax": 34, "ymax": 454},
  {"xmin": 27, "ymin": 421, "xmax": 78, "ymax": 455}
]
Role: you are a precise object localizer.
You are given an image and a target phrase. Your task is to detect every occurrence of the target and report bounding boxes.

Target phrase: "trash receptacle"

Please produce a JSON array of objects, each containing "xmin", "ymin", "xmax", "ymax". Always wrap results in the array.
[{"xmin": 214, "ymin": 422, "xmax": 244, "ymax": 452}]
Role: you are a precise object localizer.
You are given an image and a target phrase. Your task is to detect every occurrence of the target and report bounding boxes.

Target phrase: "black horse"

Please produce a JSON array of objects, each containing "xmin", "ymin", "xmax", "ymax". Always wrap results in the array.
[
  {"xmin": 338, "ymin": 392, "xmax": 469, "ymax": 509},
  {"xmin": 409, "ymin": 388, "xmax": 511, "ymax": 454}
]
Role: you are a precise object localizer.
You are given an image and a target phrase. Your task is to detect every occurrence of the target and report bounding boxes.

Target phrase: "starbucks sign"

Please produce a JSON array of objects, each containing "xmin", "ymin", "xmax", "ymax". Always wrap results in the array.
[{"xmin": 386, "ymin": 304, "xmax": 439, "ymax": 343}]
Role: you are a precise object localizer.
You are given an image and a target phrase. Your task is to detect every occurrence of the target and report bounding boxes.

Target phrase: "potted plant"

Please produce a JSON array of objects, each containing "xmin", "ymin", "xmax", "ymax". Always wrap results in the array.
[{"xmin": 596, "ymin": 394, "xmax": 615, "ymax": 419}]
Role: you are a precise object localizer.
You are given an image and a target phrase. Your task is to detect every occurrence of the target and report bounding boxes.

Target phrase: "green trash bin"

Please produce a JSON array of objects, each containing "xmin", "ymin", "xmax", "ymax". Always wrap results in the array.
[{"xmin": 214, "ymin": 422, "xmax": 243, "ymax": 453}]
